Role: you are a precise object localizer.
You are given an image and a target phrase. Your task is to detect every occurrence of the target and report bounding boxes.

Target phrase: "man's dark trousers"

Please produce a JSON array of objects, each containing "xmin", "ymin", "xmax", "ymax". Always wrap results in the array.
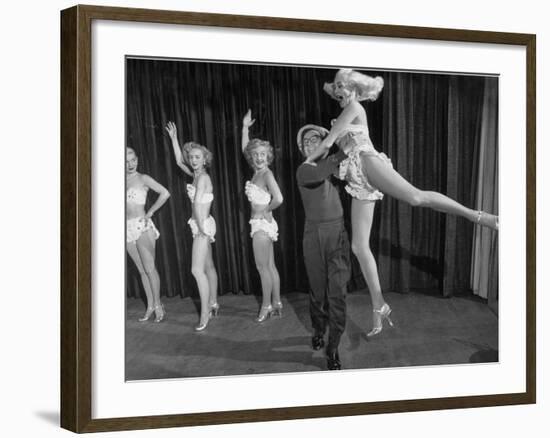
[{"xmin": 303, "ymin": 218, "xmax": 350, "ymax": 354}]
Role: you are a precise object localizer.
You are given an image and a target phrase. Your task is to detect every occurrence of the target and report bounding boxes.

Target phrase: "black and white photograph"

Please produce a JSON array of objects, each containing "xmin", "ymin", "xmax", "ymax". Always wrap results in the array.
[
  {"xmin": 125, "ymin": 58, "xmax": 499, "ymax": 380},
  {"xmin": 5, "ymin": 0, "xmax": 545, "ymax": 435}
]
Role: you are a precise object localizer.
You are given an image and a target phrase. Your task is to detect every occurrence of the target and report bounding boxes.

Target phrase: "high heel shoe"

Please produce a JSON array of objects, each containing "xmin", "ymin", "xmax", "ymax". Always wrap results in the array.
[
  {"xmin": 138, "ymin": 307, "xmax": 154, "ymax": 322},
  {"xmin": 367, "ymin": 303, "xmax": 394, "ymax": 337},
  {"xmin": 153, "ymin": 304, "xmax": 166, "ymax": 323},
  {"xmin": 256, "ymin": 304, "xmax": 273, "ymax": 323},
  {"xmin": 476, "ymin": 211, "xmax": 499, "ymax": 230},
  {"xmin": 272, "ymin": 301, "xmax": 283, "ymax": 318},
  {"xmin": 194, "ymin": 314, "xmax": 210, "ymax": 332},
  {"xmin": 209, "ymin": 302, "xmax": 220, "ymax": 317}
]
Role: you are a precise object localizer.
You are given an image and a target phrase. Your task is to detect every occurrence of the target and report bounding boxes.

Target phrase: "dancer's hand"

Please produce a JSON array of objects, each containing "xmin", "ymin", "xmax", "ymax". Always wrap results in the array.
[
  {"xmin": 144, "ymin": 211, "xmax": 153, "ymax": 220},
  {"xmin": 262, "ymin": 210, "xmax": 273, "ymax": 222},
  {"xmin": 242, "ymin": 109, "xmax": 255, "ymax": 128},
  {"xmin": 165, "ymin": 121, "xmax": 177, "ymax": 140},
  {"xmin": 198, "ymin": 226, "xmax": 211, "ymax": 238}
]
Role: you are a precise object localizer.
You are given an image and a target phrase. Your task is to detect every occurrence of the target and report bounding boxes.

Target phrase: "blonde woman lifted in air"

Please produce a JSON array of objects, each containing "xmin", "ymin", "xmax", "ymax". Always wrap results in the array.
[{"xmin": 306, "ymin": 68, "xmax": 498, "ymax": 337}]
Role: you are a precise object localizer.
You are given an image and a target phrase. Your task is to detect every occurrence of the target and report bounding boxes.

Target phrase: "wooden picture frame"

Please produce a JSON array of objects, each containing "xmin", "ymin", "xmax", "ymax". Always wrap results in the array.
[{"xmin": 60, "ymin": 4, "xmax": 536, "ymax": 433}]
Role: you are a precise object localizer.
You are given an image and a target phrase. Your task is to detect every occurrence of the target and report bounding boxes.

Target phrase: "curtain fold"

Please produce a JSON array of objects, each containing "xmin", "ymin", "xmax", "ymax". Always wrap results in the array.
[
  {"xmin": 126, "ymin": 59, "xmax": 497, "ymax": 302},
  {"xmin": 443, "ymin": 76, "xmax": 485, "ymax": 296},
  {"xmin": 471, "ymin": 77, "xmax": 499, "ymax": 312}
]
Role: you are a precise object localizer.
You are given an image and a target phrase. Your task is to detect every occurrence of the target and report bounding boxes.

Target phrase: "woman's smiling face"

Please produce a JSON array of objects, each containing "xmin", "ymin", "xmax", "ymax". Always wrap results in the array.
[
  {"xmin": 250, "ymin": 145, "xmax": 269, "ymax": 170},
  {"xmin": 333, "ymin": 79, "xmax": 354, "ymax": 107}
]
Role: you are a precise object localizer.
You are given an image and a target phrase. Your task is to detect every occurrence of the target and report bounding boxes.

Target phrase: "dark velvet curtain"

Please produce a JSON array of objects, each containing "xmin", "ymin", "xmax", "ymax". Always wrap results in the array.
[{"xmin": 126, "ymin": 58, "xmax": 497, "ymax": 300}]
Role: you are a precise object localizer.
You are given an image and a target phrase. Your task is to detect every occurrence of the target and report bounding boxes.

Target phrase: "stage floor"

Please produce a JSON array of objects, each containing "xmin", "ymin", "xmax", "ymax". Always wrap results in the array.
[{"xmin": 125, "ymin": 290, "xmax": 498, "ymax": 380}]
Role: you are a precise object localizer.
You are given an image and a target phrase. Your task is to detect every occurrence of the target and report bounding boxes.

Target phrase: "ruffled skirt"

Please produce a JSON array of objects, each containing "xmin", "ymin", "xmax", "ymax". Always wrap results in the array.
[
  {"xmin": 249, "ymin": 218, "xmax": 279, "ymax": 241},
  {"xmin": 188, "ymin": 216, "xmax": 216, "ymax": 242},
  {"xmin": 126, "ymin": 217, "xmax": 160, "ymax": 244},
  {"xmin": 339, "ymin": 142, "xmax": 393, "ymax": 201}
]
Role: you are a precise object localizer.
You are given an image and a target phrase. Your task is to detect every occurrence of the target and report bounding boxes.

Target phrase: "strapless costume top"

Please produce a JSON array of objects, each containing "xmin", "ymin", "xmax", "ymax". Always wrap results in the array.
[
  {"xmin": 126, "ymin": 186, "xmax": 147, "ymax": 205},
  {"xmin": 245, "ymin": 181, "xmax": 271, "ymax": 205},
  {"xmin": 186, "ymin": 184, "xmax": 214, "ymax": 204}
]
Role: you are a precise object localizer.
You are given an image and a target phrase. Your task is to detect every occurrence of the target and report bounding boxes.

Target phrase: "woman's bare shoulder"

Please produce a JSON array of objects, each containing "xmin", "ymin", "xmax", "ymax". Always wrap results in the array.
[{"xmin": 196, "ymin": 172, "xmax": 212, "ymax": 187}]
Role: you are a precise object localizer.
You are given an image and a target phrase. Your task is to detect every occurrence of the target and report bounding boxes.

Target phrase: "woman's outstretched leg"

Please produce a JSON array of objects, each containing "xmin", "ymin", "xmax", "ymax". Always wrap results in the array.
[
  {"xmin": 191, "ymin": 236, "xmax": 211, "ymax": 328},
  {"xmin": 364, "ymin": 155, "xmax": 498, "ymax": 229}
]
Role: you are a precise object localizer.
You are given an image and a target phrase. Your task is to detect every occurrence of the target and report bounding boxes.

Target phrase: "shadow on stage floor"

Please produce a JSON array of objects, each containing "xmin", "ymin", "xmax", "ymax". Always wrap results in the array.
[{"xmin": 125, "ymin": 290, "xmax": 498, "ymax": 380}]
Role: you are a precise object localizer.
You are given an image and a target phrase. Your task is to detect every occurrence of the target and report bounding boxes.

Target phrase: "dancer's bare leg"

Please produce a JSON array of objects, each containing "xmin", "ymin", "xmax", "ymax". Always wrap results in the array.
[
  {"xmin": 205, "ymin": 243, "xmax": 218, "ymax": 306},
  {"xmin": 253, "ymin": 231, "xmax": 275, "ymax": 321},
  {"xmin": 191, "ymin": 236, "xmax": 211, "ymax": 326},
  {"xmin": 268, "ymin": 242, "xmax": 281, "ymax": 305},
  {"xmin": 351, "ymin": 198, "xmax": 393, "ymax": 335},
  {"xmin": 136, "ymin": 230, "xmax": 161, "ymax": 307},
  {"xmin": 126, "ymin": 241, "xmax": 154, "ymax": 311},
  {"xmin": 253, "ymin": 231, "xmax": 273, "ymax": 308},
  {"xmin": 351, "ymin": 199, "xmax": 385, "ymax": 310},
  {"xmin": 363, "ymin": 155, "xmax": 498, "ymax": 229}
]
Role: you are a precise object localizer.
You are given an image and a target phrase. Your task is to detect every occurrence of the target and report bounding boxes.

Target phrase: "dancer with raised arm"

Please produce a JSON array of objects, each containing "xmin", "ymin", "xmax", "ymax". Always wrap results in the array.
[
  {"xmin": 241, "ymin": 110, "xmax": 284, "ymax": 322},
  {"xmin": 165, "ymin": 122, "xmax": 219, "ymax": 331},
  {"xmin": 296, "ymin": 124, "xmax": 352, "ymax": 370},
  {"xmin": 126, "ymin": 147, "xmax": 170, "ymax": 323},
  {"xmin": 307, "ymin": 68, "xmax": 499, "ymax": 337}
]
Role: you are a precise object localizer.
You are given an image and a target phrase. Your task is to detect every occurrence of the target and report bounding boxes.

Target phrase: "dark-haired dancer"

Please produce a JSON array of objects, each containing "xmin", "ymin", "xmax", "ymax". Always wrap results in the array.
[{"xmin": 126, "ymin": 147, "xmax": 170, "ymax": 323}]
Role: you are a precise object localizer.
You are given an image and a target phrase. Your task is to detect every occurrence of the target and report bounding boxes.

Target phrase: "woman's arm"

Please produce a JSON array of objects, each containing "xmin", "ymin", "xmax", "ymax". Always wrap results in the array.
[
  {"xmin": 165, "ymin": 121, "xmax": 193, "ymax": 177},
  {"xmin": 192, "ymin": 174, "xmax": 210, "ymax": 234},
  {"xmin": 141, "ymin": 174, "xmax": 170, "ymax": 219},
  {"xmin": 262, "ymin": 170, "xmax": 283, "ymax": 219},
  {"xmin": 241, "ymin": 109, "xmax": 255, "ymax": 152},
  {"xmin": 297, "ymin": 150, "xmax": 348, "ymax": 187},
  {"xmin": 305, "ymin": 102, "xmax": 362, "ymax": 163}
]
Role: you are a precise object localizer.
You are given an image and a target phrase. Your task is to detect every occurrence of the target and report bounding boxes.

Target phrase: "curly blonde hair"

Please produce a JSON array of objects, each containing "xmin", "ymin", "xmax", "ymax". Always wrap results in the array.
[
  {"xmin": 183, "ymin": 141, "xmax": 213, "ymax": 168},
  {"xmin": 324, "ymin": 68, "xmax": 384, "ymax": 102},
  {"xmin": 243, "ymin": 138, "xmax": 274, "ymax": 168}
]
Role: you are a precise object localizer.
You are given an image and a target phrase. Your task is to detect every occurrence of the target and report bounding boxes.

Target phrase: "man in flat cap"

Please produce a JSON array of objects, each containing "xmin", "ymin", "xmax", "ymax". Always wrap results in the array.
[{"xmin": 295, "ymin": 124, "xmax": 351, "ymax": 371}]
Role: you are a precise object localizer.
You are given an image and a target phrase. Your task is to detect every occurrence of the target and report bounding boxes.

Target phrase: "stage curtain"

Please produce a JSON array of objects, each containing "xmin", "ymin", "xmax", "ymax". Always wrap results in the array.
[
  {"xmin": 126, "ymin": 59, "xmax": 497, "ymax": 300},
  {"xmin": 470, "ymin": 77, "xmax": 499, "ymax": 312}
]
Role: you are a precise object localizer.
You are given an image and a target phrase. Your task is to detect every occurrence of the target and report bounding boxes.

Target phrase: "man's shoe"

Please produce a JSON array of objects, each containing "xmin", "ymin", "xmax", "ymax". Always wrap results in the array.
[
  {"xmin": 312, "ymin": 335, "xmax": 325, "ymax": 351},
  {"xmin": 326, "ymin": 350, "xmax": 341, "ymax": 370}
]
